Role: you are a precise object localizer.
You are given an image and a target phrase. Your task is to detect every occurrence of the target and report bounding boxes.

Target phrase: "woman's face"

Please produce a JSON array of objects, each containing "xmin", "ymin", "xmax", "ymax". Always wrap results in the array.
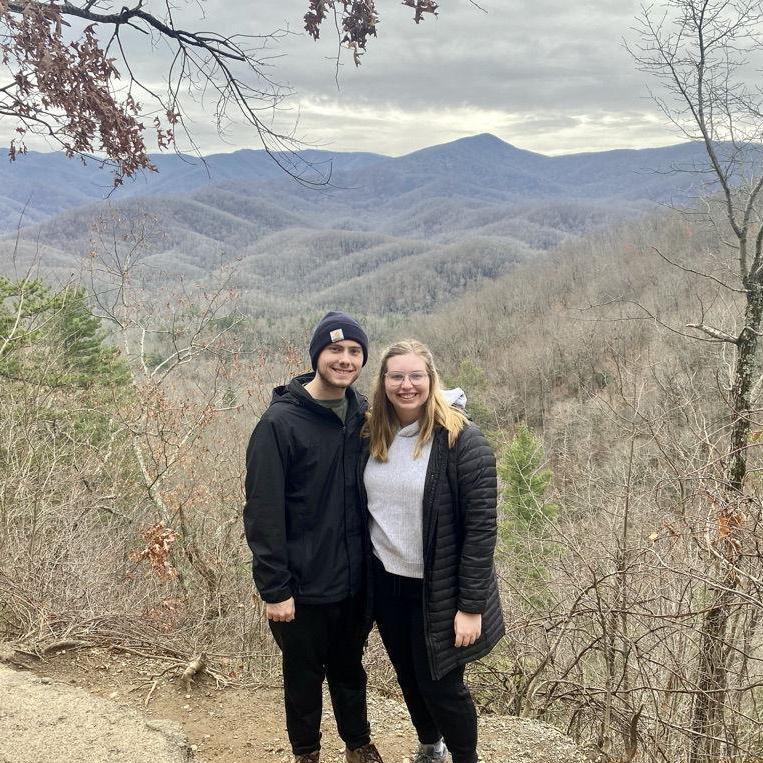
[{"xmin": 384, "ymin": 352, "xmax": 431, "ymax": 424}]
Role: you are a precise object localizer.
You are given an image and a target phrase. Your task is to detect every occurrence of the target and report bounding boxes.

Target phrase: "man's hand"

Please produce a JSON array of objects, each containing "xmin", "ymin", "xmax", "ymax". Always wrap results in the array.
[
  {"xmin": 454, "ymin": 611, "xmax": 482, "ymax": 648},
  {"xmin": 266, "ymin": 597, "xmax": 295, "ymax": 622}
]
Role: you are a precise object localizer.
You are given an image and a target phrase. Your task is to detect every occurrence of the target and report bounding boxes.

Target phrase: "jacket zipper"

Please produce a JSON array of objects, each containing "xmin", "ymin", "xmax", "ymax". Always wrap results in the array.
[
  {"xmin": 342, "ymin": 421, "xmax": 352, "ymax": 596},
  {"xmin": 422, "ymin": 431, "xmax": 444, "ymax": 680}
]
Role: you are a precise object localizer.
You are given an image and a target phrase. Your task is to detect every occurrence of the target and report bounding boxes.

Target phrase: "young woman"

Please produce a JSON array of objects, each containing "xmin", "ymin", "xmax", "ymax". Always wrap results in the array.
[{"xmin": 362, "ymin": 340, "xmax": 504, "ymax": 763}]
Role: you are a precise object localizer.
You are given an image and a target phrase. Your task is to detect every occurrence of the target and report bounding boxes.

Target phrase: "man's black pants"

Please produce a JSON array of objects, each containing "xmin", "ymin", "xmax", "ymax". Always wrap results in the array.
[
  {"xmin": 268, "ymin": 595, "xmax": 371, "ymax": 756},
  {"xmin": 373, "ymin": 560, "xmax": 479, "ymax": 763}
]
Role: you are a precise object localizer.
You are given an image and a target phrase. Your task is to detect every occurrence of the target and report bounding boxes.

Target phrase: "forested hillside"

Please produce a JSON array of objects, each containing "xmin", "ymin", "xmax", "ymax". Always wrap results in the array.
[
  {"xmin": 0, "ymin": 135, "xmax": 736, "ymax": 325},
  {"xmin": 2, "ymin": 200, "xmax": 760, "ymax": 761}
]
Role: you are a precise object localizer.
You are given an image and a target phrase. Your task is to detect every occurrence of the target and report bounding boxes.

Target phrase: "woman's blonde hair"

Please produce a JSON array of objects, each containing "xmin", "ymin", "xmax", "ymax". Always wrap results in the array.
[{"xmin": 364, "ymin": 339, "xmax": 466, "ymax": 462}]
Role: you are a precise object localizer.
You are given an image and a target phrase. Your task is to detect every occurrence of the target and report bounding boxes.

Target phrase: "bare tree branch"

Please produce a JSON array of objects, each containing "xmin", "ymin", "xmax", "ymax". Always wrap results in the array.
[{"xmin": 1, "ymin": 0, "xmax": 444, "ymax": 182}]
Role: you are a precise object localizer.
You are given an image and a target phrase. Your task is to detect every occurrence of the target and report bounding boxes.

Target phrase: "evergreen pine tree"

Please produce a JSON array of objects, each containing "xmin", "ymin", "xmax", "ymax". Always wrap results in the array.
[
  {"xmin": 0, "ymin": 278, "xmax": 129, "ymax": 389},
  {"xmin": 499, "ymin": 423, "xmax": 557, "ymax": 530},
  {"xmin": 498, "ymin": 425, "xmax": 558, "ymax": 595}
]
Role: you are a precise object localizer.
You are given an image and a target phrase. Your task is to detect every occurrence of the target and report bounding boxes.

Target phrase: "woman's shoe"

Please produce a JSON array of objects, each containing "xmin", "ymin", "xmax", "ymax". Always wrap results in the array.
[
  {"xmin": 345, "ymin": 741, "xmax": 384, "ymax": 762},
  {"xmin": 412, "ymin": 740, "xmax": 450, "ymax": 762}
]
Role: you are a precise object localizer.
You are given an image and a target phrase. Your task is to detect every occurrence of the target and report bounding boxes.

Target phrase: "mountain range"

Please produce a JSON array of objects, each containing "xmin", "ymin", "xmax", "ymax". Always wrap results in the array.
[{"xmin": 0, "ymin": 134, "xmax": 728, "ymax": 317}]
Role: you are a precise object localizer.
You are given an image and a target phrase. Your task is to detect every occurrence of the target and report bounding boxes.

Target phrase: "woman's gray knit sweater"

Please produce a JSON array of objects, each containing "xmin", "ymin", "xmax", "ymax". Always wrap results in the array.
[{"xmin": 363, "ymin": 420, "xmax": 432, "ymax": 579}]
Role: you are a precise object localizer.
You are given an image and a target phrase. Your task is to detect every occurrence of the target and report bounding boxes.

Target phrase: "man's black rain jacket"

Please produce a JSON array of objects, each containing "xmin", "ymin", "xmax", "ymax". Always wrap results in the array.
[{"xmin": 244, "ymin": 373, "xmax": 367, "ymax": 605}]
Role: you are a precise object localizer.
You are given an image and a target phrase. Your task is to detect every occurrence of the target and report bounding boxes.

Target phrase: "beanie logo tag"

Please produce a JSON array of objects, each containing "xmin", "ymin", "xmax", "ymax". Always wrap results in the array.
[{"xmin": 330, "ymin": 329, "xmax": 345, "ymax": 342}]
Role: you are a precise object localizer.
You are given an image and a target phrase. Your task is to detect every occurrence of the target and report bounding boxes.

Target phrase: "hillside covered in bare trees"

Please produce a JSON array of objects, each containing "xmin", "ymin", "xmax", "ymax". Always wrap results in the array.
[
  {"xmin": 2, "ymin": 191, "xmax": 761, "ymax": 760},
  {"xmin": 1, "ymin": 135, "xmax": 745, "ymax": 330}
]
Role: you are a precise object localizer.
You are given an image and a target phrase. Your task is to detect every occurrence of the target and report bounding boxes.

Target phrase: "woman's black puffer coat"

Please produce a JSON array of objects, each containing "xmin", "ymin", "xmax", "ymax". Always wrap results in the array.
[{"xmin": 364, "ymin": 422, "xmax": 505, "ymax": 680}]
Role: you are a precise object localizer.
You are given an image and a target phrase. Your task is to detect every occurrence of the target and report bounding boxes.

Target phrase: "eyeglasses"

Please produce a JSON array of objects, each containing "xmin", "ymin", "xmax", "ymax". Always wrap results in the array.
[{"xmin": 384, "ymin": 372, "xmax": 429, "ymax": 386}]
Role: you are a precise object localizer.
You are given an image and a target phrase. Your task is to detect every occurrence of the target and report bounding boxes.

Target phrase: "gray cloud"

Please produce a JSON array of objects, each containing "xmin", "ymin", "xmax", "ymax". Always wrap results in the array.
[
  {"xmin": 184, "ymin": 0, "xmax": 676, "ymax": 154},
  {"xmin": 6, "ymin": 0, "xmax": 680, "ymax": 156}
]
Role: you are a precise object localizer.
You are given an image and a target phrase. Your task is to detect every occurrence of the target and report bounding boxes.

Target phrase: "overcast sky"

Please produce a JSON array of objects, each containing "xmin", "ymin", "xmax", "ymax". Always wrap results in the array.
[
  {"xmin": 13, "ymin": 0, "xmax": 684, "ymax": 158},
  {"xmin": 237, "ymin": 0, "xmax": 679, "ymax": 155},
  {"xmin": 158, "ymin": 0, "xmax": 677, "ymax": 157}
]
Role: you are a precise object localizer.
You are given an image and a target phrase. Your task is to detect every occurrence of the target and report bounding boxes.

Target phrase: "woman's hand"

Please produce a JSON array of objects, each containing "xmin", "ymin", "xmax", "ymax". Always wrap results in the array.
[{"xmin": 454, "ymin": 611, "xmax": 482, "ymax": 647}]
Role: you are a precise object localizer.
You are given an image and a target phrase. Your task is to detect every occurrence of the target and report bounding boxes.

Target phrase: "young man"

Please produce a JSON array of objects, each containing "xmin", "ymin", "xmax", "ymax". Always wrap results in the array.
[{"xmin": 244, "ymin": 311, "xmax": 384, "ymax": 763}]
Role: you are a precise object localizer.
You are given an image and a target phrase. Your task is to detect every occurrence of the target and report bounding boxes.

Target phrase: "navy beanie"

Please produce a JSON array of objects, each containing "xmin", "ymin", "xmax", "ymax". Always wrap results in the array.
[{"xmin": 309, "ymin": 311, "xmax": 369, "ymax": 369}]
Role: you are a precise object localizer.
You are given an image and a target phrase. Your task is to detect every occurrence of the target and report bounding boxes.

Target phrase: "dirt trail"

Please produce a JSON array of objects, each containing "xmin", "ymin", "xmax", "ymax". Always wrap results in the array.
[
  {"xmin": 0, "ymin": 647, "xmax": 589, "ymax": 763},
  {"xmin": 0, "ymin": 664, "xmax": 191, "ymax": 763}
]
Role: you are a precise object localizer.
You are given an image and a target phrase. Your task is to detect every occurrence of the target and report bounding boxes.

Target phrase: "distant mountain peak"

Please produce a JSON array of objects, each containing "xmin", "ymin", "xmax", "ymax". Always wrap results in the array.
[
  {"xmin": 402, "ymin": 132, "xmax": 545, "ymax": 163},
  {"xmin": 463, "ymin": 132, "xmax": 512, "ymax": 147},
  {"xmin": 462, "ymin": 133, "xmax": 548, "ymax": 159},
  {"xmin": 434, "ymin": 132, "xmax": 514, "ymax": 150}
]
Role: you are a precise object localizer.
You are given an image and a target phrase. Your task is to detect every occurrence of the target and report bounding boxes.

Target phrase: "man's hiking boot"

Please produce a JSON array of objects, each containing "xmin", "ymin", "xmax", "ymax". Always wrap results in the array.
[
  {"xmin": 294, "ymin": 752, "xmax": 320, "ymax": 763},
  {"xmin": 345, "ymin": 741, "xmax": 384, "ymax": 762},
  {"xmin": 412, "ymin": 740, "xmax": 450, "ymax": 762}
]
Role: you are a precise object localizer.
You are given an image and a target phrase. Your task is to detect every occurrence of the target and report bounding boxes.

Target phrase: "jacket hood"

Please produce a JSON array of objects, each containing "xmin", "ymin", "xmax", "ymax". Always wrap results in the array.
[
  {"xmin": 270, "ymin": 372, "xmax": 315, "ymax": 405},
  {"xmin": 270, "ymin": 372, "xmax": 366, "ymax": 415},
  {"xmin": 442, "ymin": 386, "xmax": 467, "ymax": 410}
]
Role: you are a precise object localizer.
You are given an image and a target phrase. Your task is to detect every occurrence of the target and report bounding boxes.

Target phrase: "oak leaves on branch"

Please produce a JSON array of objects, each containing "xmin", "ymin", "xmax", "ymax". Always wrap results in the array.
[
  {"xmin": 305, "ymin": 1, "xmax": 438, "ymax": 64},
  {"xmin": 2, "ymin": 0, "xmax": 439, "ymax": 183},
  {"xmin": 0, "ymin": 0, "xmax": 176, "ymax": 182}
]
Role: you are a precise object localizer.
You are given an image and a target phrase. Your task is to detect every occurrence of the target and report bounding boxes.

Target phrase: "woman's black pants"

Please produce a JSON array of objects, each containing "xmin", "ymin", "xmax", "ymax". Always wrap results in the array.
[
  {"xmin": 373, "ymin": 559, "xmax": 479, "ymax": 763},
  {"xmin": 268, "ymin": 595, "xmax": 371, "ymax": 756}
]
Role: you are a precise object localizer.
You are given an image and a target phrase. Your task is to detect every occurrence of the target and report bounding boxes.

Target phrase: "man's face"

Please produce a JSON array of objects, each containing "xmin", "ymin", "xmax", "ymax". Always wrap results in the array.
[{"xmin": 315, "ymin": 340, "xmax": 364, "ymax": 390}]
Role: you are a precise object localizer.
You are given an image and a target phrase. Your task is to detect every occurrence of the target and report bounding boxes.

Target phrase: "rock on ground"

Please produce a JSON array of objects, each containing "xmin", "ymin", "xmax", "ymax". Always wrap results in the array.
[{"xmin": 0, "ymin": 665, "xmax": 197, "ymax": 763}]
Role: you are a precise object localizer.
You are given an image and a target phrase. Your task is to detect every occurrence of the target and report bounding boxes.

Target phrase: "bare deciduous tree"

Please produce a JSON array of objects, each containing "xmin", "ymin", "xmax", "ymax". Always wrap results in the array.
[
  {"xmin": 0, "ymin": 0, "xmax": 441, "ymax": 182},
  {"xmin": 629, "ymin": 2, "xmax": 763, "ymax": 759}
]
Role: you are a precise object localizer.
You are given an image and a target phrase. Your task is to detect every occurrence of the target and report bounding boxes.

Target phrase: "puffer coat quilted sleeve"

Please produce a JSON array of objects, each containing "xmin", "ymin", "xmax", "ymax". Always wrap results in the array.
[
  {"xmin": 422, "ymin": 422, "xmax": 505, "ymax": 680},
  {"xmin": 454, "ymin": 424, "xmax": 498, "ymax": 614}
]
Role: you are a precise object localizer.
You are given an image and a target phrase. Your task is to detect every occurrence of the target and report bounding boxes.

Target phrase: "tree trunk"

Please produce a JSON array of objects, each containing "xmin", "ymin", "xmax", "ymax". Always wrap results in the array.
[
  {"xmin": 726, "ymin": 285, "xmax": 763, "ymax": 492},
  {"xmin": 689, "ymin": 285, "xmax": 763, "ymax": 763}
]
